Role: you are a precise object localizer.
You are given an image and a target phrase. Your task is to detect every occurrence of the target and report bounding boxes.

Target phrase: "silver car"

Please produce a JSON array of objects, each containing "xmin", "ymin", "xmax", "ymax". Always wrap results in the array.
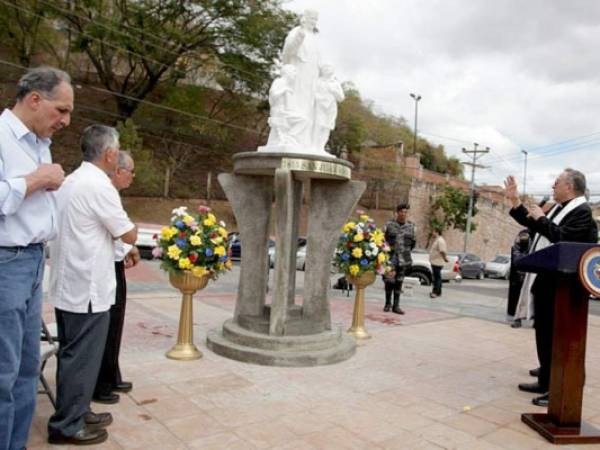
[{"xmin": 484, "ymin": 254, "xmax": 511, "ymax": 279}]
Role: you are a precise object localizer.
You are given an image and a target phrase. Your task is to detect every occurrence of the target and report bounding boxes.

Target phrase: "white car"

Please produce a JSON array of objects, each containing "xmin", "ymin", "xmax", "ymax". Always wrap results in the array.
[
  {"xmin": 484, "ymin": 254, "xmax": 511, "ymax": 279},
  {"xmin": 136, "ymin": 224, "xmax": 162, "ymax": 259}
]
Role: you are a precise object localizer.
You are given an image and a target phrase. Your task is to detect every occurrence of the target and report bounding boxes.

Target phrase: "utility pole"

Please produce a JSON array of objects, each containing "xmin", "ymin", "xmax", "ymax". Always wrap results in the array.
[
  {"xmin": 521, "ymin": 149, "xmax": 528, "ymax": 196},
  {"xmin": 462, "ymin": 143, "xmax": 489, "ymax": 252},
  {"xmin": 409, "ymin": 93, "xmax": 421, "ymax": 153}
]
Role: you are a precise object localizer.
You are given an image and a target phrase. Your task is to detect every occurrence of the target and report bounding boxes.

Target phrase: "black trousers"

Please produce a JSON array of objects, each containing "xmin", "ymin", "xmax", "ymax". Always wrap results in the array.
[
  {"xmin": 533, "ymin": 283, "xmax": 555, "ymax": 391},
  {"xmin": 94, "ymin": 261, "xmax": 127, "ymax": 396},
  {"xmin": 431, "ymin": 265, "xmax": 443, "ymax": 296},
  {"xmin": 48, "ymin": 308, "xmax": 109, "ymax": 437}
]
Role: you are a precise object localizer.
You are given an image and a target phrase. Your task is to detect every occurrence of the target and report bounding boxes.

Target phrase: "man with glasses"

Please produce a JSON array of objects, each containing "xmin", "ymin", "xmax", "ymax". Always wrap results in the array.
[
  {"xmin": 94, "ymin": 151, "xmax": 140, "ymax": 404},
  {"xmin": 505, "ymin": 169, "xmax": 597, "ymax": 407},
  {"xmin": 0, "ymin": 66, "xmax": 72, "ymax": 450}
]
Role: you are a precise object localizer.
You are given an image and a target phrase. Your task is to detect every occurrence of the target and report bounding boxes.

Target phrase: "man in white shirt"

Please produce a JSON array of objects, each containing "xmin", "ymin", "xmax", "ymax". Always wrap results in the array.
[
  {"xmin": 94, "ymin": 151, "xmax": 139, "ymax": 404},
  {"xmin": 47, "ymin": 125, "xmax": 137, "ymax": 446},
  {"xmin": 428, "ymin": 228, "xmax": 449, "ymax": 298},
  {"xmin": 0, "ymin": 66, "xmax": 72, "ymax": 450}
]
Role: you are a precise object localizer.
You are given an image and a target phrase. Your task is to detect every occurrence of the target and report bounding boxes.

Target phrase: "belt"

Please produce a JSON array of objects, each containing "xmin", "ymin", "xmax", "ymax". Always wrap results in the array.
[{"xmin": 0, "ymin": 242, "xmax": 45, "ymax": 250}]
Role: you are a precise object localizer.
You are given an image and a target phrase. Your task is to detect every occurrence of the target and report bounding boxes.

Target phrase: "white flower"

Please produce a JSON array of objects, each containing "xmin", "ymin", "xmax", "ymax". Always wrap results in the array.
[
  {"xmin": 219, "ymin": 220, "xmax": 226, "ymax": 227},
  {"xmin": 365, "ymin": 250, "xmax": 372, "ymax": 257},
  {"xmin": 171, "ymin": 206, "xmax": 188, "ymax": 216},
  {"xmin": 369, "ymin": 242, "xmax": 378, "ymax": 249},
  {"xmin": 371, "ymin": 247, "xmax": 379, "ymax": 256}
]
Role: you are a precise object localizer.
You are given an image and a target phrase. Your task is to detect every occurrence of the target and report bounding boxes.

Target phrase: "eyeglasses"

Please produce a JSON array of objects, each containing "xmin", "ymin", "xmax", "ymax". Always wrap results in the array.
[{"xmin": 119, "ymin": 167, "xmax": 135, "ymax": 176}]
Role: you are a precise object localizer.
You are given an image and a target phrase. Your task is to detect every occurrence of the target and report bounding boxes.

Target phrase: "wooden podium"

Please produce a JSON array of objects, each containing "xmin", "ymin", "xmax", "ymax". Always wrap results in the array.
[{"xmin": 516, "ymin": 242, "xmax": 600, "ymax": 444}]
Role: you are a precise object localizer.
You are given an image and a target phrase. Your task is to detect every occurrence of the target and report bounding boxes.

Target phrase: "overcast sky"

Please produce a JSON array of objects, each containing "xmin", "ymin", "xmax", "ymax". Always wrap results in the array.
[{"xmin": 284, "ymin": 0, "xmax": 600, "ymax": 200}]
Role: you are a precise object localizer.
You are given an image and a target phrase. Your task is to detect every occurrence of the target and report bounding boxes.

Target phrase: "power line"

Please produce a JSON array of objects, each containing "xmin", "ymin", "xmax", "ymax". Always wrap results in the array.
[
  {"xmin": 35, "ymin": 0, "xmax": 270, "ymax": 88},
  {"xmin": 0, "ymin": 58, "xmax": 265, "ymax": 136}
]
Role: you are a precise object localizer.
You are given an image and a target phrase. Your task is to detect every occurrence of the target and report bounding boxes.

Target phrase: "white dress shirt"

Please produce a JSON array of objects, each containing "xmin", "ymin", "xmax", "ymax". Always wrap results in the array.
[
  {"xmin": 49, "ymin": 162, "xmax": 134, "ymax": 313},
  {"xmin": 0, "ymin": 109, "xmax": 57, "ymax": 246}
]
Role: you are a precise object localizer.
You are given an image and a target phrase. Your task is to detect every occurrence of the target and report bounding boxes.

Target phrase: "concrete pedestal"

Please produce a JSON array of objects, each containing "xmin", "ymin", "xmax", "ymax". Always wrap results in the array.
[{"xmin": 207, "ymin": 152, "xmax": 365, "ymax": 366}]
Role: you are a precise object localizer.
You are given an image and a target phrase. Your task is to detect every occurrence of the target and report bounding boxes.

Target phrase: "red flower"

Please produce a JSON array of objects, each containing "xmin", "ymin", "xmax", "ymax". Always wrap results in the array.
[
  {"xmin": 179, "ymin": 232, "xmax": 186, "ymax": 238},
  {"xmin": 346, "ymin": 242, "xmax": 353, "ymax": 248},
  {"xmin": 152, "ymin": 234, "xmax": 157, "ymax": 240},
  {"xmin": 189, "ymin": 254, "xmax": 198, "ymax": 263}
]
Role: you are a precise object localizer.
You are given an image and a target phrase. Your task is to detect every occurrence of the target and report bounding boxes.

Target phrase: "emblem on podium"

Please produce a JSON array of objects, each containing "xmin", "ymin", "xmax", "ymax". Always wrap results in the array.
[{"xmin": 578, "ymin": 246, "xmax": 600, "ymax": 297}]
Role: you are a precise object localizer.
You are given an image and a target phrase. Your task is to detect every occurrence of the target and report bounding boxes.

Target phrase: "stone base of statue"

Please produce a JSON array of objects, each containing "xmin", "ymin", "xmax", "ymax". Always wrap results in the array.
[{"xmin": 206, "ymin": 152, "xmax": 365, "ymax": 366}]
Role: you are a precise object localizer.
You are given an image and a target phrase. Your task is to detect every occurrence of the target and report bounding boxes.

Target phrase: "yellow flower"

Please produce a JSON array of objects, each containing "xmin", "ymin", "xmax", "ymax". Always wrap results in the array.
[
  {"xmin": 182, "ymin": 215, "xmax": 195, "ymax": 226},
  {"xmin": 161, "ymin": 226, "xmax": 177, "ymax": 240},
  {"xmin": 352, "ymin": 247, "xmax": 363, "ymax": 258},
  {"xmin": 349, "ymin": 264, "xmax": 360, "ymax": 276},
  {"xmin": 203, "ymin": 216, "xmax": 216, "ymax": 227},
  {"xmin": 353, "ymin": 233, "xmax": 364, "ymax": 243},
  {"xmin": 214, "ymin": 246, "xmax": 226, "ymax": 257},
  {"xmin": 190, "ymin": 235, "xmax": 202, "ymax": 246},
  {"xmin": 343, "ymin": 221, "xmax": 356, "ymax": 233},
  {"xmin": 210, "ymin": 236, "xmax": 224, "ymax": 245},
  {"xmin": 218, "ymin": 227, "xmax": 228, "ymax": 238},
  {"xmin": 371, "ymin": 229, "xmax": 385, "ymax": 246},
  {"xmin": 377, "ymin": 252, "xmax": 387, "ymax": 263},
  {"xmin": 216, "ymin": 262, "xmax": 224, "ymax": 271},
  {"xmin": 167, "ymin": 245, "xmax": 181, "ymax": 260},
  {"xmin": 359, "ymin": 214, "xmax": 370, "ymax": 222},
  {"xmin": 224, "ymin": 259, "xmax": 233, "ymax": 269},
  {"xmin": 178, "ymin": 257, "xmax": 192, "ymax": 269},
  {"xmin": 192, "ymin": 266, "xmax": 208, "ymax": 278}
]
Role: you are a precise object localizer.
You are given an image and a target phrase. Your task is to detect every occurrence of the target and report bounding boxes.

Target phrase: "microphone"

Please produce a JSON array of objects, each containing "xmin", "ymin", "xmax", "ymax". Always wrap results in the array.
[{"xmin": 539, "ymin": 196, "xmax": 550, "ymax": 208}]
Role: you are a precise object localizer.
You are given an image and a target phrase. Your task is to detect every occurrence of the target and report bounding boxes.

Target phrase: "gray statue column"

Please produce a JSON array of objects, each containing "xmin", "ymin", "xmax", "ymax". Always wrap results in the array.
[{"xmin": 207, "ymin": 152, "xmax": 365, "ymax": 366}]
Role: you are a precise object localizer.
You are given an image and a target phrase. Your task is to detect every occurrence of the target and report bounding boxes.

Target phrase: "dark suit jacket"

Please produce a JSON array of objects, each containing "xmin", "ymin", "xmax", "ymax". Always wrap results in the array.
[{"xmin": 509, "ymin": 201, "xmax": 598, "ymax": 296}]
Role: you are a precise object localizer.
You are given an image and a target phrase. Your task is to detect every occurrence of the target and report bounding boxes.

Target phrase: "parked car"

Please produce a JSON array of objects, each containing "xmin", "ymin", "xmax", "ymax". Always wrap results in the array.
[
  {"xmin": 136, "ymin": 224, "xmax": 162, "ymax": 259},
  {"xmin": 410, "ymin": 249, "xmax": 462, "ymax": 285},
  {"xmin": 228, "ymin": 232, "xmax": 275, "ymax": 261},
  {"xmin": 485, "ymin": 254, "xmax": 511, "ymax": 279},
  {"xmin": 269, "ymin": 237, "xmax": 307, "ymax": 268},
  {"xmin": 449, "ymin": 252, "xmax": 486, "ymax": 279}
]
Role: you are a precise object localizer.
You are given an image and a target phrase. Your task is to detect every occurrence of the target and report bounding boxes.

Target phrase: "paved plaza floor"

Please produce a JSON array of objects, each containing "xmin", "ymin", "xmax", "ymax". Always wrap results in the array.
[{"xmin": 30, "ymin": 263, "xmax": 600, "ymax": 449}]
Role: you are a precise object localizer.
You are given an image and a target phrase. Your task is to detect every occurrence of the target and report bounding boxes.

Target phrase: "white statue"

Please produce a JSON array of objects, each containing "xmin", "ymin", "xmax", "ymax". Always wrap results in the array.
[
  {"xmin": 259, "ymin": 9, "xmax": 341, "ymax": 157},
  {"xmin": 264, "ymin": 64, "xmax": 301, "ymax": 149},
  {"xmin": 312, "ymin": 64, "xmax": 344, "ymax": 154}
]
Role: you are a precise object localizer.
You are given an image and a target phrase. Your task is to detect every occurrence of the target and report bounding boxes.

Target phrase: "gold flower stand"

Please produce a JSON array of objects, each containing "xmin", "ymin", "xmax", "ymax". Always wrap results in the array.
[
  {"xmin": 347, "ymin": 271, "xmax": 376, "ymax": 339},
  {"xmin": 166, "ymin": 272, "xmax": 209, "ymax": 360}
]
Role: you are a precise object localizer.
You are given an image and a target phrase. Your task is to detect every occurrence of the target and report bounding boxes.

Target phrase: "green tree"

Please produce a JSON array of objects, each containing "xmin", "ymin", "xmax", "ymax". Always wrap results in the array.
[
  {"xmin": 429, "ymin": 185, "xmax": 477, "ymax": 233},
  {"xmin": 116, "ymin": 119, "xmax": 162, "ymax": 196},
  {"xmin": 46, "ymin": 0, "xmax": 296, "ymax": 118}
]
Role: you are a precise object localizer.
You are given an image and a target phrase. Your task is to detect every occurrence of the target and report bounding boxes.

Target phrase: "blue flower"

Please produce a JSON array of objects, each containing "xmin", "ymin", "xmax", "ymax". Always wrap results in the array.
[
  {"xmin": 219, "ymin": 255, "xmax": 228, "ymax": 262},
  {"xmin": 341, "ymin": 253, "xmax": 350, "ymax": 261},
  {"xmin": 205, "ymin": 248, "xmax": 214, "ymax": 257},
  {"xmin": 360, "ymin": 258, "xmax": 369, "ymax": 266},
  {"xmin": 175, "ymin": 220, "xmax": 185, "ymax": 230},
  {"xmin": 175, "ymin": 239, "xmax": 187, "ymax": 248}
]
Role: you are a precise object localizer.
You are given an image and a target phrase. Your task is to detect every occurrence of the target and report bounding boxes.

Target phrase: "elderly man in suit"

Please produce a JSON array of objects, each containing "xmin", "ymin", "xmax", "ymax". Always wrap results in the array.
[{"xmin": 505, "ymin": 168, "xmax": 597, "ymax": 407}]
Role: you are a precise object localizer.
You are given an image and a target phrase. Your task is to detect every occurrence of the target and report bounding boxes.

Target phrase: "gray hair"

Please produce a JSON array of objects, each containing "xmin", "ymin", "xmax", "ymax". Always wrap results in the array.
[
  {"xmin": 563, "ymin": 168, "xmax": 586, "ymax": 196},
  {"xmin": 81, "ymin": 125, "xmax": 119, "ymax": 162},
  {"xmin": 118, "ymin": 150, "xmax": 133, "ymax": 169},
  {"xmin": 15, "ymin": 66, "xmax": 71, "ymax": 102}
]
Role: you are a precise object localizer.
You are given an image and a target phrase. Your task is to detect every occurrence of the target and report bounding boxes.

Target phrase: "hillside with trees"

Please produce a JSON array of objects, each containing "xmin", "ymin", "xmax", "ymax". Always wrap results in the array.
[{"xmin": 0, "ymin": 0, "xmax": 463, "ymax": 200}]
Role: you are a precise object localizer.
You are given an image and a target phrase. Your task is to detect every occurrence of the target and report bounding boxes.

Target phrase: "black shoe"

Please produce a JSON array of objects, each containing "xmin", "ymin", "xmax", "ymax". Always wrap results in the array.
[
  {"xmin": 92, "ymin": 392, "xmax": 120, "ymax": 404},
  {"xmin": 511, "ymin": 319, "xmax": 522, "ymax": 328},
  {"xmin": 518, "ymin": 382, "xmax": 546, "ymax": 394},
  {"xmin": 532, "ymin": 393, "xmax": 549, "ymax": 407},
  {"xmin": 113, "ymin": 381, "xmax": 133, "ymax": 393},
  {"xmin": 84, "ymin": 412, "xmax": 113, "ymax": 431},
  {"xmin": 383, "ymin": 304, "xmax": 391, "ymax": 312},
  {"xmin": 48, "ymin": 426, "xmax": 108, "ymax": 445},
  {"xmin": 529, "ymin": 367, "xmax": 540, "ymax": 377},
  {"xmin": 392, "ymin": 307, "xmax": 405, "ymax": 315}
]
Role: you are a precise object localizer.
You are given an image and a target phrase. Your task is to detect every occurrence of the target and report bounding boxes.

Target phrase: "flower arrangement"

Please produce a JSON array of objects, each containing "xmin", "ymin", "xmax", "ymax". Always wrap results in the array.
[
  {"xmin": 334, "ymin": 212, "xmax": 390, "ymax": 277},
  {"xmin": 153, "ymin": 205, "xmax": 232, "ymax": 278}
]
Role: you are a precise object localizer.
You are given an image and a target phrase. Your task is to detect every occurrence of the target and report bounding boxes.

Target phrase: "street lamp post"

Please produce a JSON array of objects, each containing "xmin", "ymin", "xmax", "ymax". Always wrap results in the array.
[
  {"xmin": 521, "ymin": 149, "xmax": 528, "ymax": 196},
  {"xmin": 410, "ymin": 93, "xmax": 421, "ymax": 153}
]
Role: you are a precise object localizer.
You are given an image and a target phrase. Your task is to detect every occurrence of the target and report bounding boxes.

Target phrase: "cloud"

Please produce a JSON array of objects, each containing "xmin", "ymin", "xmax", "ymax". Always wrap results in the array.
[{"xmin": 285, "ymin": 1, "xmax": 600, "ymax": 198}]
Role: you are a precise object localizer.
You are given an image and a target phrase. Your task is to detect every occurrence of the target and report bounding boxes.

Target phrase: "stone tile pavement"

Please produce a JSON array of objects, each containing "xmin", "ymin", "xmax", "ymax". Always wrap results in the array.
[{"xmin": 31, "ymin": 265, "xmax": 600, "ymax": 449}]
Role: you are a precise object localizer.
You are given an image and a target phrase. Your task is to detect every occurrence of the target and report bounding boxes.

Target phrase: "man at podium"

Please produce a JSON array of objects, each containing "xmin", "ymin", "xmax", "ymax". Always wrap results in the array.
[{"xmin": 504, "ymin": 168, "xmax": 597, "ymax": 406}]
